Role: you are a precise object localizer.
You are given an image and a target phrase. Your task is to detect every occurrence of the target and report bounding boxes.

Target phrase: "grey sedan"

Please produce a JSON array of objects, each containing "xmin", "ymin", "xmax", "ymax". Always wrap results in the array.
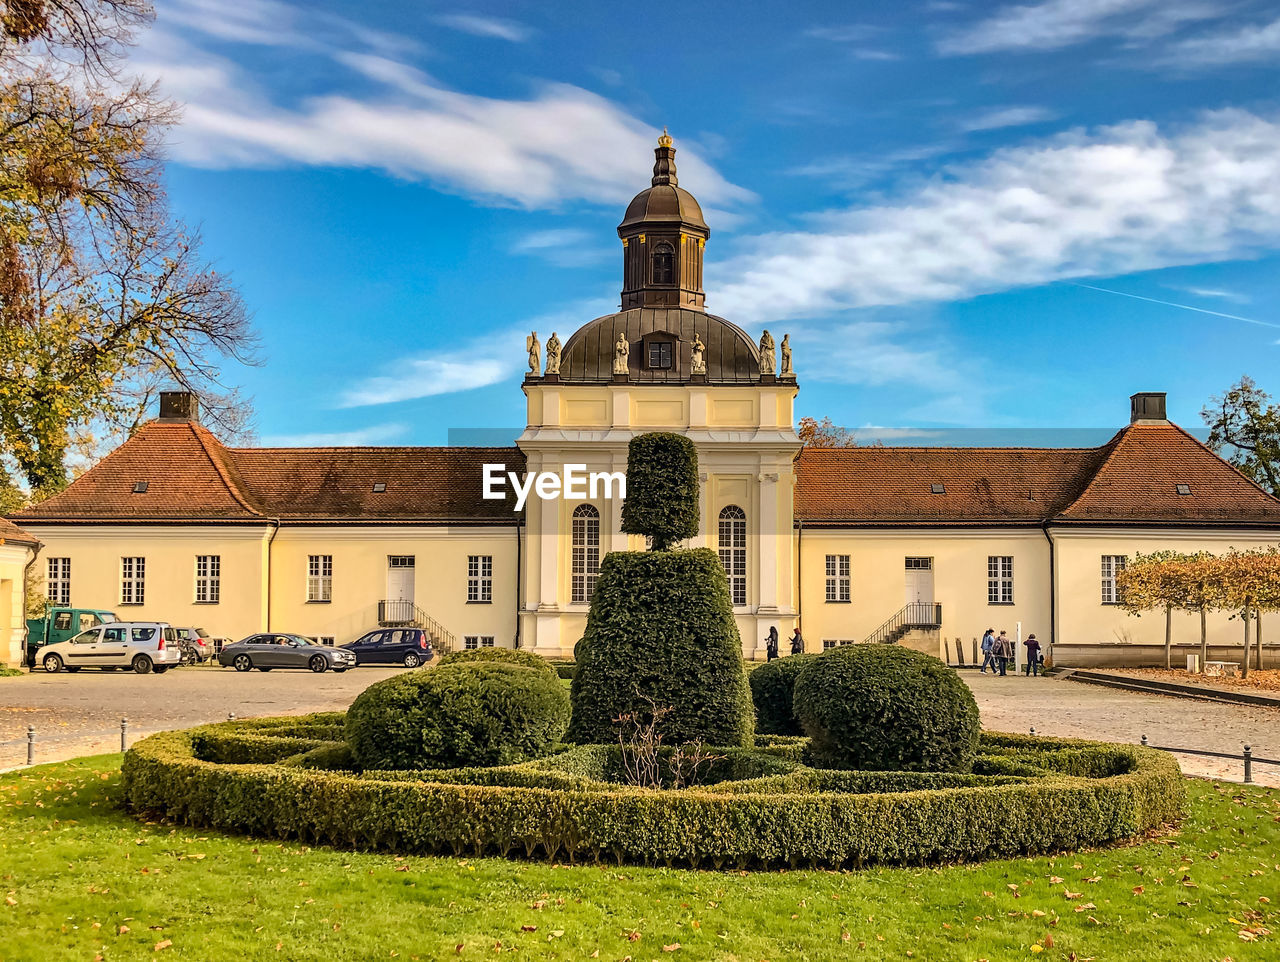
[{"xmin": 217, "ymin": 633, "xmax": 356, "ymax": 673}]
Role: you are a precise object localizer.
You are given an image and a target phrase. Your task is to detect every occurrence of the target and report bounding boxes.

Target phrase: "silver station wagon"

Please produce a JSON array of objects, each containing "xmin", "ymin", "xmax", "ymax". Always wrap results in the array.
[
  {"xmin": 39, "ymin": 622, "xmax": 184, "ymax": 675},
  {"xmin": 218, "ymin": 633, "xmax": 356, "ymax": 673}
]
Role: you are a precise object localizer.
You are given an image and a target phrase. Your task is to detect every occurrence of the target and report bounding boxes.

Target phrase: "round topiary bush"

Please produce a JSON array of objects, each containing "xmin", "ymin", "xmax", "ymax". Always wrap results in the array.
[
  {"xmin": 749, "ymin": 654, "xmax": 815, "ymax": 735},
  {"xmin": 346, "ymin": 662, "xmax": 570, "ymax": 770},
  {"xmin": 568, "ymin": 548, "xmax": 754, "ymax": 747},
  {"xmin": 793, "ymin": 645, "xmax": 980, "ymax": 772},
  {"xmin": 437, "ymin": 647, "xmax": 556, "ymax": 677}
]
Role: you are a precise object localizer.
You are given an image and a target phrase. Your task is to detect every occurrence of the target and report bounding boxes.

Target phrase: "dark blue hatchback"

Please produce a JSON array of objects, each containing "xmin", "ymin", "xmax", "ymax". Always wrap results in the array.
[{"xmin": 341, "ymin": 628, "xmax": 435, "ymax": 667}]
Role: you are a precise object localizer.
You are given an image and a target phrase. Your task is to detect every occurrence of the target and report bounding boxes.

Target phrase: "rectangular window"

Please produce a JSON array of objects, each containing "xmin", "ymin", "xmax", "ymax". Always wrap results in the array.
[
  {"xmin": 388, "ymin": 555, "xmax": 414, "ymax": 568},
  {"xmin": 318, "ymin": 636, "xmax": 335, "ymax": 647},
  {"xmin": 647, "ymin": 341, "xmax": 672, "ymax": 369},
  {"xmin": 120, "ymin": 557, "xmax": 145, "ymax": 605},
  {"xmin": 1101, "ymin": 555, "xmax": 1127, "ymax": 604},
  {"xmin": 195, "ymin": 555, "xmax": 221, "ymax": 604},
  {"xmin": 904, "ymin": 557, "xmax": 933, "ymax": 570},
  {"xmin": 307, "ymin": 555, "xmax": 333, "ymax": 602},
  {"xmin": 46, "ymin": 557, "xmax": 71, "ymax": 606},
  {"xmin": 987, "ymin": 555, "xmax": 1014, "ymax": 605},
  {"xmin": 824, "ymin": 554, "xmax": 851, "ymax": 603},
  {"xmin": 463, "ymin": 635, "xmax": 497, "ymax": 650},
  {"xmin": 822, "ymin": 639, "xmax": 855, "ymax": 650},
  {"xmin": 467, "ymin": 555, "xmax": 493, "ymax": 603}
]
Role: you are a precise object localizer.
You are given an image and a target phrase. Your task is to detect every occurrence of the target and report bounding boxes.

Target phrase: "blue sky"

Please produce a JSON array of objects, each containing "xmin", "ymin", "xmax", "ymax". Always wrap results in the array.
[{"xmin": 136, "ymin": 0, "xmax": 1280, "ymax": 446}]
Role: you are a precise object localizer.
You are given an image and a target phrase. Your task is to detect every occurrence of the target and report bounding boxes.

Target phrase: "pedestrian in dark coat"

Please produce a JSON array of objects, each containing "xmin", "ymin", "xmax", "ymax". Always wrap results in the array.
[
  {"xmin": 980, "ymin": 628, "xmax": 996, "ymax": 673},
  {"xmin": 765, "ymin": 626, "xmax": 779, "ymax": 661},
  {"xmin": 995, "ymin": 631, "xmax": 1013, "ymax": 676},
  {"xmin": 1023, "ymin": 633, "xmax": 1042, "ymax": 676},
  {"xmin": 789, "ymin": 628, "xmax": 804, "ymax": 655}
]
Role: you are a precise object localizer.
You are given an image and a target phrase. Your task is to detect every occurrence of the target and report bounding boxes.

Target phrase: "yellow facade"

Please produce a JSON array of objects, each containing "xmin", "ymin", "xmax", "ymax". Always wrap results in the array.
[{"xmin": 1, "ymin": 540, "xmax": 37, "ymax": 668}]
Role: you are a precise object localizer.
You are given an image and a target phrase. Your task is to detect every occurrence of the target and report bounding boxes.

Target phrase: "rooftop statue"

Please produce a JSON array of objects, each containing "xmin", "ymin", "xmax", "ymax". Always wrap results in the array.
[
  {"xmin": 759, "ymin": 330, "xmax": 776, "ymax": 376},
  {"xmin": 545, "ymin": 332, "xmax": 561, "ymax": 375},
  {"xmin": 527, "ymin": 331, "xmax": 541, "ymax": 376},
  {"xmin": 613, "ymin": 332, "xmax": 629, "ymax": 375}
]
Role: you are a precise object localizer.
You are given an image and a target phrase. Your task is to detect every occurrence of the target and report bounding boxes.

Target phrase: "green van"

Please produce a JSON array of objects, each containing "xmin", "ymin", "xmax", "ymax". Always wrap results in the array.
[{"xmin": 26, "ymin": 608, "xmax": 118, "ymax": 667}]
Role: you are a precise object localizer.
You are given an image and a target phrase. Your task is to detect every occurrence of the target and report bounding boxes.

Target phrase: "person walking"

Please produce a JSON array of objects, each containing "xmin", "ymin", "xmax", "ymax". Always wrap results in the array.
[
  {"xmin": 980, "ymin": 628, "xmax": 996, "ymax": 673},
  {"xmin": 789, "ymin": 628, "xmax": 804, "ymax": 655},
  {"xmin": 1023, "ymin": 633, "xmax": 1042, "ymax": 677},
  {"xmin": 765, "ymin": 626, "xmax": 779, "ymax": 661},
  {"xmin": 995, "ymin": 630, "xmax": 1013, "ymax": 676}
]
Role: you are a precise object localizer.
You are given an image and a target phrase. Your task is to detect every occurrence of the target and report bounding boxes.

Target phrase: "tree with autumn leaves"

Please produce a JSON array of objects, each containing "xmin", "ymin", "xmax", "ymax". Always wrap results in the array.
[{"xmin": 1117, "ymin": 548, "xmax": 1280, "ymax": 676}]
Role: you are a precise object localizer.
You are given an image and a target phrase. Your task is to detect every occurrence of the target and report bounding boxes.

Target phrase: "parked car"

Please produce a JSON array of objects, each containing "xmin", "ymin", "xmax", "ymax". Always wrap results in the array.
[
  {"xmin": 217, "ymin": 633, "xmax": 357, "ymax": 673},
  {"xmin": 25, "ymin": 606, "xmax": 117, "ymax": 668},
  {"xmin": 39, "ymin": 622, "xmax": 182, "ymax": 675},
  {"xmin": 173, "ymin": 627, "xmax": 213, "ymax": 664},
  {"xmin": 341, "ymin": 627, "xmax": 435, "ymax": 667}
]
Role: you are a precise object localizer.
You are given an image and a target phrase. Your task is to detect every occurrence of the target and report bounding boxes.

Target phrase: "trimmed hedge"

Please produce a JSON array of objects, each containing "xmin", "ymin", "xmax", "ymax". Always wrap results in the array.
[
  {"xmin": 620, "ymin": 432, "xmax": 699, "ymax": 551},
  {"xmin": 749, "ymin": 654, "xmax": 815, "ymax": 735},
  {"xmin": 346, "ymin": 662, "xmax": 570, "ymax": 770},
  {"xmin": 794, "ymin": 645, "xmax": 980, "ymax": 773},
  {"xmin": 437, "ymin": 647, "xmax": 556, "ymax": 677},
  {"xmin": 122, "ymin": 719, "xmax": 1185, "ymax": 869},
  {"xmin": 568, "ymin": 548, "xmax": 754, "ymax": 747}
]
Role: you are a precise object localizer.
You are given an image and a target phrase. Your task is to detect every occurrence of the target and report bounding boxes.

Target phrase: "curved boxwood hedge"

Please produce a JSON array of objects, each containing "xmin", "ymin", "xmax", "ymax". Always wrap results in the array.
[{"xmin": 123, "ymin": 717, "xmax": 1185, "ymax": 869}]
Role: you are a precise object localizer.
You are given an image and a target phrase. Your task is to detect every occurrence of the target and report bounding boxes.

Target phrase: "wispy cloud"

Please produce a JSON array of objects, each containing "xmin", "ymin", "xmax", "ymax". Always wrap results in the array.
[
  {"xmin": 435, "ymin": 13, "xmax": 534, "ymax": 43},
  {"xmin": 1066, "ymin": 283, "xmax": 1280, "ymax": 329},
  {"xmin": 938, "ymin": 0, "xmax": 1222, "ymax": 56},
  {"xmin": 790, "ymin": 319, "xmax": 973, "ymax": 398},
  {"xmin": 1160, "ymin": 16, "xmax": 1280, "ymax": 66},
  {"xmin": 803, "ymin": 23, "xmax": 899, "ymax": 60},
  {"xmin": 137, "ymin": 5, "xmax": 750, "ymax": 211},
  {"xmin": 510, "ymin": 228, "xmax": 608, "ymax": 266},
  {"xmin": 714, "ymin": 110, "xmax": 1280, "ymax": 324},
  {"xmin": 1174, "ymin": 286, "xmax": 1248, "ymax": 302},
  {"xmin": 959, "ymin": 105, "xmax": 1057, "ymax": 132},
  {"xmin": 260, "ymin": 423, "xmax": 408, "ymax": 446},
  {"xmin": 338, "ymin": 300, "xmax": 613, "ymax": 408}
]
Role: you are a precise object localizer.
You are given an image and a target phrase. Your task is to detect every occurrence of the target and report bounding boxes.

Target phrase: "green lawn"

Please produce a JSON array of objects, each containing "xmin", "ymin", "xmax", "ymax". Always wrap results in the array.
[{"xmin": 0, "ymin": 757, "xmax": 1275, "ymax": 961}]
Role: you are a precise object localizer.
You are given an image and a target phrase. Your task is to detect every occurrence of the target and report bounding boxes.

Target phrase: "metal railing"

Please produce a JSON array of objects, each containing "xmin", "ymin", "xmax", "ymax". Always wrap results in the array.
[
  {"xmin": 1025, "ymin": 727, "xmax": 1278, "ymax": 784},
  {"xmin": 376, "ymin": 600, "xmax": 457, "ymax": 654},
  {"xmin": 866, "ymin": 602, "xmax": 943, "ymax": 645}
]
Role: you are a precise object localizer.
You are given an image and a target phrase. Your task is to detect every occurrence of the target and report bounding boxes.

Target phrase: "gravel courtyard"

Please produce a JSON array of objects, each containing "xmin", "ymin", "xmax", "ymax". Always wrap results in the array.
[{"xmin": 2, "ymin": 663, "xmax": 1276, "ymax": 784}]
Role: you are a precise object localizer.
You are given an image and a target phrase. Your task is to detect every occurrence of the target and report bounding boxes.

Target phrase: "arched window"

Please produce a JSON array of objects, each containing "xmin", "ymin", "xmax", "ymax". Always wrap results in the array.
[
  {"xmin": 652, "ymin": 242, "xmax": 674, "ymax": 284},
  {"xmin": 571, "ymin": 504, "xmax": 601, "ymax": 603},
  {"xmin": 718, "ymin": 505, "xmax": 747, "ymax": 606}
]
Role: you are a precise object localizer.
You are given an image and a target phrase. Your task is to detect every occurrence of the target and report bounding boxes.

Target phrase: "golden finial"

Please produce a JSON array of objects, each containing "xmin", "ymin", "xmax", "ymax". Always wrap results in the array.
[{"xmin": 657, "ymin": 126, "xmax": 672, "ymax": 148}]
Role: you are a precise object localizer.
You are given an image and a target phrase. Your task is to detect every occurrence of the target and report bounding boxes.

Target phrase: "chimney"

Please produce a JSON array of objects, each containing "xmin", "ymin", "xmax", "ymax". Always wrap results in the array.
[
  {"xmin": 159, "ymin": 390, "xmax": 200, "ymax": 422},
  {"xmin": 1129, "ymin": 392, "xmax": 1167, "ymax": 424}
]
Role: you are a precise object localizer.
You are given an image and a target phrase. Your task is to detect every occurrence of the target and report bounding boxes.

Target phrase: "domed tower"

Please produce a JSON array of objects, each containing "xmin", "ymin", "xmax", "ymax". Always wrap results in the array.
[{"xmin": 618, "ymin": 129, "xmax": 709, "ymax": 311}]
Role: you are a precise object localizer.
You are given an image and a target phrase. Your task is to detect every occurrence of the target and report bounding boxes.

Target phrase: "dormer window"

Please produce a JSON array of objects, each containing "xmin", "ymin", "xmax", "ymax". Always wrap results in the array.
[
  {"xmin": 652, "ymin": 242, "xmax": 674, "ymax": 285},
  {"xmin": 647, "ymin": 340, "xmax": 673, "ymax": 369},
  {"xmin": 1176, "ymin": 483, "xmax": 1191, "ymax": 496},
  {"xmin": 132, "ymin": 481, "xmax": 149, "ymax": 494}
]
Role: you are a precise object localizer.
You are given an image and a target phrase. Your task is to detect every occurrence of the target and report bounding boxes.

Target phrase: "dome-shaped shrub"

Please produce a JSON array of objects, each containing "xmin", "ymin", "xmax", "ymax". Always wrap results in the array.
[
  {"xmin": 346, "ymin": 662, "xmax": 570, "ymax": 770},
  {"xmin": 437, "ymin": 647, "xmax": 556, "ymax": 677},
  {"xmin": 793, "ymin": 645, "xmax": 980, "ymax": 772},
  {"xmin": 748, "ymin": 654, "xmax": 815, "ymax": 735}
]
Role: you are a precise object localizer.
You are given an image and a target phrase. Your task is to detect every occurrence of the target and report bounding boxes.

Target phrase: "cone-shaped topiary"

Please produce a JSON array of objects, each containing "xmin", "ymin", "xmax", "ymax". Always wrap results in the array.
[
  {"xmin": 568, "ymin": 548, "xmax": 754, "ymax": 747},
  {"xmin": 620, "ymin": 432, "xmax": 699, "ymax": 551},
  {"xmin": 748, "ymin": 654, "xmax": 816, "ymax": 735},
  {"xmin": 793, "ymin": 645, "xmax": 980, "ymax": 772},
  {"xmin": 346, "ymin": 662, "xmax": 570, "ymax": 770}
]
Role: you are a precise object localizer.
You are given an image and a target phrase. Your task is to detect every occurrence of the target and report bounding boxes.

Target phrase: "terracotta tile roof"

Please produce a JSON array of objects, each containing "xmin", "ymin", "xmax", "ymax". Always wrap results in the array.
[
  {"xmin": 795, "ymin": 446, "xmax": 1107, "ymax": 524},
  {"xmin": 1056, "ymin": 422, "xmax": 1280, "ymax": 523},
  {"xmin": 11, "ymin": 420, "xmax": 525, "ymax": 523},
  {"xmin": 0, "ymin": 516, "xmax": 39, "ymax": 545}
]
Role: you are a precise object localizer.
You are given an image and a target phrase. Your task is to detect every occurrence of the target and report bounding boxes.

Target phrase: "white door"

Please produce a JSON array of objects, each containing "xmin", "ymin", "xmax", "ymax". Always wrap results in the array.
[
  {"xmin": 904, "ymin": 558, "xmax": 934, "ymax": 607},
  {"xmin": 387, "ymin": 556, "xmax": 415, "ymax": 604}
]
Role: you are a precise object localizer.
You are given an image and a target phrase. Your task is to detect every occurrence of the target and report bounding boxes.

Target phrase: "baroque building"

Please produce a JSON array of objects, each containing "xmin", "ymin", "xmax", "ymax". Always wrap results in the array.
[{"xmin": 7, "ymin": 135, "xmax": 1280, "ymax": 668}]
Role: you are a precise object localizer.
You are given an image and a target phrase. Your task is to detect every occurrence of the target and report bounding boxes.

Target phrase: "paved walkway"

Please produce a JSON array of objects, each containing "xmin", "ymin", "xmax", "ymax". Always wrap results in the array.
[
  {"xmin": 962, "ymin": 669, "xmax": 1280, "ymax": 786},
  {"xmin": 3, "ymin": 664, "xmax": 1277, "ymax": 785}
]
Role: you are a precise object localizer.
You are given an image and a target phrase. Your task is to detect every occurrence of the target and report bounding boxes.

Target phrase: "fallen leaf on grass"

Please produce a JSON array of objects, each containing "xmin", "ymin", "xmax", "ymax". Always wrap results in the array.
[
  {"xmin": 154, "ymin": 940, "xmax": 172, "ymax": 952},
  {"xmin": 662, "ymin": 944, "xmax": 681, "ymax": 952}
]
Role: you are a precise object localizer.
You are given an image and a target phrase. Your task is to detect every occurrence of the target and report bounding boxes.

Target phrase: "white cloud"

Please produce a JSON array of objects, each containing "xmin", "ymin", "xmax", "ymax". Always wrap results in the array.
[
  {"xmin": 938, "ymin": 0, "xmax": 1222, "ymax": 55},
  {"xmin": 788, "ymin": 319, "xmax": 972, "ymax": 399},
  {"xmin": 1161, "ymin": 16, "xmax": 1280, "ymax": 66},
  {"xmin": 510, "ymin": 228, "xmax": 608, "ymax": 266},
  {"xmin": 135, "ymin": 17, "xmax": 749, "ymax": 211},
  {"xmin": 959, "ymin": 105, "xmax": 1057, "ymax": 132},
  {"xmin": 713, "ymin": 110, "xmax": 1280, "ymax": 324},
  {"xmin": 435, "ymin": 13, "xmax": 533, "ymax": 43},
  {"xmin": 1175, "ymin": 286, "xmax": 1248, "ymax": 302},
  {"xmin": 260, "ymin": 423, "xmax": 408, "ymax": 446}
]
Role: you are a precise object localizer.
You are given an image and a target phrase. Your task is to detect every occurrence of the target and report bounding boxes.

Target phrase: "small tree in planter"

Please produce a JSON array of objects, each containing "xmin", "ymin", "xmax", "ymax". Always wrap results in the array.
[{"xmin": 569, "ymin": 433, "xmax": 754, "ymax": 747}]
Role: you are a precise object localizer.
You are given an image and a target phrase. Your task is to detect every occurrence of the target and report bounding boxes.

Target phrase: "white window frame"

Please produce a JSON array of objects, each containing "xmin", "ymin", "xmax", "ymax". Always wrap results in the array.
[
  {"xmin": 825, "ymin": 554, "xmax": 850, "ymax": 603},
  {"xmin": 571, "ymin": 504, "xmax": 601, "ymax": 604},
  {"xmin": 464, "ymin": 635, "xmax": 496, "ymax": 650},
  {"xmin": 1101, "ymin": 555, "xmax": 1127, "ymax": 605},
  {"xmin": 195, "ymin": 554, "xmax": 221, "ymax": 604},
  {"xmin": 467, "ymin": 555, "xmax": 493, "ymax": 604},
  {"xmin": 718, "ymin": 505, "xmax": 747, "ymax": 607},
  {"xmin": 822, "ymin": 639, "xmax": 856, "ymax": 650},
  {"xmin": 120, "ymin": 557, "xmax": 145, "ymax": 606},
  {"xmin": 987, "ymin": 555, "xmax": 1014, "ymax": 605},
  {"xmin": 46, "ymin": 557, "xmax": 71, "ymax": 606},
  {"xmin": 307, "ymin": 555, "xmax": 333, "ymax": 602}
]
